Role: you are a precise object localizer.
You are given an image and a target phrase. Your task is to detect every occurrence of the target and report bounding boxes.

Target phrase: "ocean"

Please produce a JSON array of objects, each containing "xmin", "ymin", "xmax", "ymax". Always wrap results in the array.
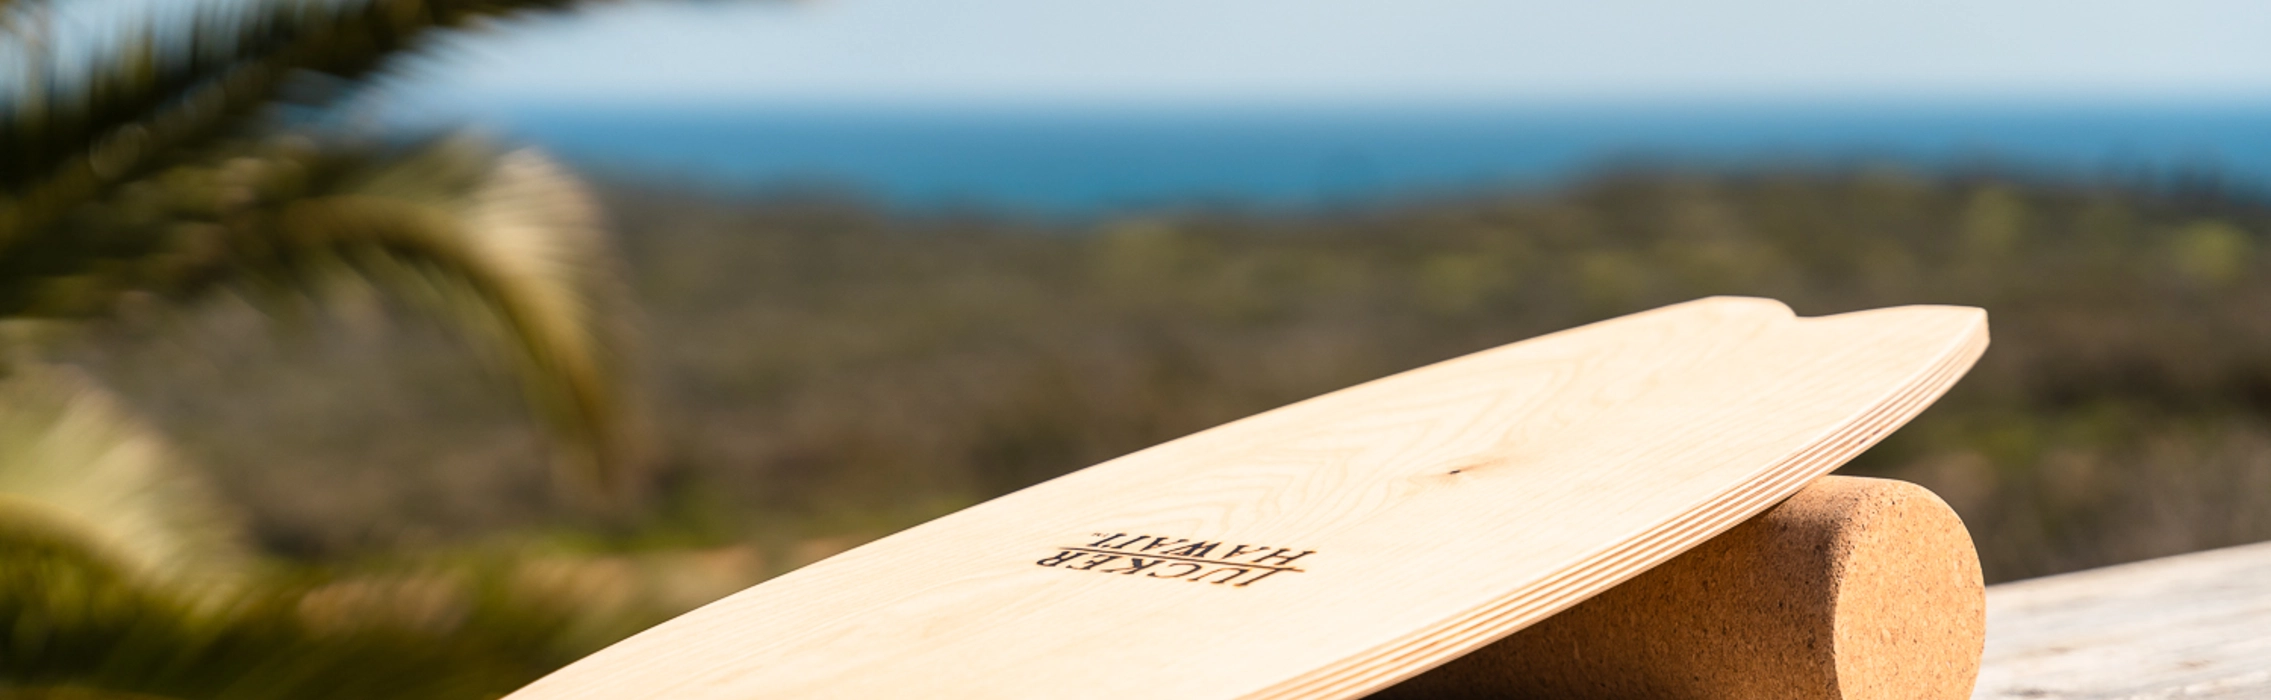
[{"xmin": 481, "ymin": 103, "xmax": 2271, "ymax": 214}]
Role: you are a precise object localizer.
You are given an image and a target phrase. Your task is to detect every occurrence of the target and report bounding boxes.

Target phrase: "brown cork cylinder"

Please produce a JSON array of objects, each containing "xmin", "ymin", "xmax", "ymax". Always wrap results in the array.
[{"xmin": 1377, "ymin": 475, "xmax": 1986, "ymax": 700}]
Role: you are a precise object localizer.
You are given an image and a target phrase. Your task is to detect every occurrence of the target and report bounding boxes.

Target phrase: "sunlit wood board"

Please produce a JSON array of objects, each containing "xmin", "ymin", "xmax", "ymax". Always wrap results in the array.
[
  {"xmin": 1973, "ymin": 540, "xmax": 2271, "ymax": 699},
  {"xmin": 507, "ymin": 296, "xmax": 1989, "ymax": 700}
]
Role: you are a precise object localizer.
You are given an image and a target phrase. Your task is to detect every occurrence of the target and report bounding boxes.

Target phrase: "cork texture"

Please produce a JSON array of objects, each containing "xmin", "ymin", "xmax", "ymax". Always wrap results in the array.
[{"xmin": 1376, "ymin": 475, "xmax": 1985, "ymax": 700}]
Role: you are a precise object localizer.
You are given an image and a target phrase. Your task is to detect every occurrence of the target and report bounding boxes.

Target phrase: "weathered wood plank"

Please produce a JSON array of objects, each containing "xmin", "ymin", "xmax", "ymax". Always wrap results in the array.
[{"xmin": 1974, "ymin": 540, "xmax": 2271, "ymax": 699}]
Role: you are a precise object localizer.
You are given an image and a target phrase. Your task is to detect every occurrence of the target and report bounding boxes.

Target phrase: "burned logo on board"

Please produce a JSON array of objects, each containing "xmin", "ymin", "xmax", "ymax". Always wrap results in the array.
[{"xmin": 1037, "ymin": 533, "xmax": 1312, "ymax": 587}]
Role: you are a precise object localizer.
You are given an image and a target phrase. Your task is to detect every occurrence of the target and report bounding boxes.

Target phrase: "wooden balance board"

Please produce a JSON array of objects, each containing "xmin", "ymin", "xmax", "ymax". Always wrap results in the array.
[{"xmin": 508, "ymin": 296, "xmax": 1989, "ymax": 700}]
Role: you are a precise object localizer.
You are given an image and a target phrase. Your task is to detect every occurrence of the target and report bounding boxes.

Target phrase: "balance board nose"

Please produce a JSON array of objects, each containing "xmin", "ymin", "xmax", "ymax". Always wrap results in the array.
[{"xmin": 503, "ymin": 298, "xmax": 1989, "ymax": 700}]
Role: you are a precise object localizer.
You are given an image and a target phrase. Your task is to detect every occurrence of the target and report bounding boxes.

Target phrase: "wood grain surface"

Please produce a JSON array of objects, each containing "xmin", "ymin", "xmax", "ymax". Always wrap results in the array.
[
  {"xmin": 506, "ymin": 297, "xmax": 1989, "ymax": 700},
  {"xmin": 1973, "ymin": 540, "xmax": 2271, "ymax": 699}
]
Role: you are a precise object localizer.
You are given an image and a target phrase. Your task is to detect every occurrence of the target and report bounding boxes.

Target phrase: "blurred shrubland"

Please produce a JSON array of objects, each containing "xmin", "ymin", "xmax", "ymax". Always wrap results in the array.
[
  {"xmin": 75, "ymin": 167, "xmax": 2271, "ymax": 587},
  {"xmin": 572, "ymin": 169, "xmax": 2267, "ymax": 586}
]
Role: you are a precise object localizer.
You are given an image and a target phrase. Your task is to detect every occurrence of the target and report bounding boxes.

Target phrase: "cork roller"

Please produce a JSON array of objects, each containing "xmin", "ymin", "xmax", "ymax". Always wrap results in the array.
[{"xmin": 1378, "ymin": 475, "xmax": 1986, "ymax": 700}]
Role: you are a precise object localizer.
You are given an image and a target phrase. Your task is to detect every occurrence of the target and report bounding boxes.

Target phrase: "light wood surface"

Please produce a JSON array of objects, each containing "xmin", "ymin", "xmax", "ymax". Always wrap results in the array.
[
  {"xmin": 506, "ymin": 297, "xmax": 1989, "ymax": 700},
  {"xmin": 1973, "ymin": 539, "xmax": 2271, "ymax": 699},
  {"xmin": 1384, "ymin": 475, "xmax": 1985, "ymax": 700}
]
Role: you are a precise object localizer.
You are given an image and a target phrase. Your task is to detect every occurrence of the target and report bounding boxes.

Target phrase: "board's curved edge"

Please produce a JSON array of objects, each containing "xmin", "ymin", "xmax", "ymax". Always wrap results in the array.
[
  {"xmin": 1251, "ymin": 304, "xmax": 1990, "ymax": 700},
  {"xmin": 502, "ymin": 298, "xmax": 1993, "ymax": 700}
]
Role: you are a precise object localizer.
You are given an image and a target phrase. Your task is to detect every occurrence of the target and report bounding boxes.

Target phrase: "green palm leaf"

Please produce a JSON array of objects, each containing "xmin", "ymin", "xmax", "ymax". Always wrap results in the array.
[
  {"xmin": 1, "ymin": 0, "xmax": 597, "ymax": 242},
  {"xmin": 263, "ymin": 144, "xmax": 635, "ymax": 493},
  {"xmin": 0, "ymin": 361, "xmax": 249, "ymax": 589},
  {"xmin": 1, "ymin": 133, "xmax": 635, "ymax": 493}
]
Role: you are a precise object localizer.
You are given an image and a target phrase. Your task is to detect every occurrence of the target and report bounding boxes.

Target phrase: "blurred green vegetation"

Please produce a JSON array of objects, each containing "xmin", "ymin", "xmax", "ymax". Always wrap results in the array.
[
  {"xmin": 0, "ymin": 141, "xmax": 651, "ymax": 697},
  {"xmin": 604, "ymin": 169, "xmax": 2267, "ymax": 586},
  {"xmin": 19, "ymin": 156, "xmax": 2271, "ymax": 695},
  {"xmin": 4, "ymin": 0, "xmax": 656, "ymax": 696},
  {"xmin": 73, "ymin": 168, "xmax": 2271, "ymax": 586}
]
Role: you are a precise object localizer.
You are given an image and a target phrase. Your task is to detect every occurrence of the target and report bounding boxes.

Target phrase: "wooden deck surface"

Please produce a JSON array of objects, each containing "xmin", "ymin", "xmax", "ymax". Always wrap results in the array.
[{"xmin": 1973, "ymin": 540, "xmax": 2271, "ymax": 699}]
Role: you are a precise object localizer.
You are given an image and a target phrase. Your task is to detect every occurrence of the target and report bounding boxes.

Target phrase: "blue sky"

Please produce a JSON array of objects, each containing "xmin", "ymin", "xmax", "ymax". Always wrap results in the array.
[{"xmin": 395, "ymin": 0, "xmax": 2271, "ymax": 110}]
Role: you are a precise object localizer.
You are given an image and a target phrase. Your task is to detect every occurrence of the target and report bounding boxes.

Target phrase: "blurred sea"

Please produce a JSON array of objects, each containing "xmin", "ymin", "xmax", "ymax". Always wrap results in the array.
[{"xmin": 483, "ymin": 103, "xmax": 2271, "ymax": 214}]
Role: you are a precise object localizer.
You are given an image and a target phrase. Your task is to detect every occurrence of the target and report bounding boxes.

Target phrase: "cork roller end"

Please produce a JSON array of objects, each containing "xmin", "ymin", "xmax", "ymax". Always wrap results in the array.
[{"xmin": 1377, "ymin": 476, "xmax": 1986, "ymax": 700}]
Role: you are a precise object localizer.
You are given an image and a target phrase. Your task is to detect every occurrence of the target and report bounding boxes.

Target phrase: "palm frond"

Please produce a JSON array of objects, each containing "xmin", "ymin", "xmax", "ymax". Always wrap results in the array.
[
  {"xmin": 0, "ymin": 133, "xmax": 635, "ymax": 494},
  {"xmin": 266, "ymin": 145, "xmax": 635, "ymax": 494},
  {"xmin": 0, "ymin": 687, "xmax": 190, "ymax": 700},
  {"xmin": 0, "ymin": 527, "xmax": 592, "ymax": 699},
  {"xmin": 0, "ymin": 361, "xmax": 250, "ymax": 589},
  {"xmin": 0, "ymin": 376, "xmax": 604, "ymax": 695},
  {"xmin": 0, "ymin": 0, "xmax": 599, "ymax": 245},
  {"xmin": 1, "ymin": 0, "xmax": 644, "ymax": 492}
]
